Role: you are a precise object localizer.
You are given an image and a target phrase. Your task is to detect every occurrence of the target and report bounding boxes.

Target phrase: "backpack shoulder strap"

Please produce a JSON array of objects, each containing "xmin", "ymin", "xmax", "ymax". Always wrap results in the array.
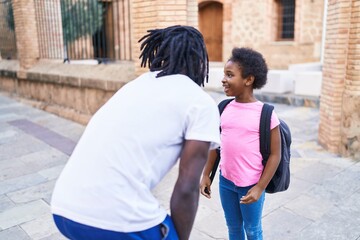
[
  {"xmin": 260, "ymin": 103, "xmax": 274, "ymax": 166},
  {"xmin": 218, "ymin": 98, "xmax": 234, "ymax": 115}
]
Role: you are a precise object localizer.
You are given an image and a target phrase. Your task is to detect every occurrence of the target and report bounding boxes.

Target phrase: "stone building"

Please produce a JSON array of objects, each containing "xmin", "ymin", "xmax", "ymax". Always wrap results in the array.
[
  {"xmin": 0, "ymin": 0, "xmax": 359, "ymax": 159},
  {"xmin": 198, "ymin": 0, "xmax": 325, "ymax": 69}
]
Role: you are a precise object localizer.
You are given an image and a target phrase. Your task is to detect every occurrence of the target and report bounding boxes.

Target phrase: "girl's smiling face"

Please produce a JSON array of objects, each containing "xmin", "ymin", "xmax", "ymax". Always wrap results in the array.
[{"xmin": 222, "ymin": 60, "xmax": 247, "ymax": 97}]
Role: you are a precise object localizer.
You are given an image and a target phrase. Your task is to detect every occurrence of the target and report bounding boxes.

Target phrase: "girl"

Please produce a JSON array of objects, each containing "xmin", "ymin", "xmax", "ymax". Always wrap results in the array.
[{"xmin": 200, "ymin": 47, "xmax": 281, "ymax": 240}]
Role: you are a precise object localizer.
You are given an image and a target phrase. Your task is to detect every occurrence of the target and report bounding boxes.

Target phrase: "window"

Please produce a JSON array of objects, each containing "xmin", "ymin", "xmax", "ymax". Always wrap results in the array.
[{"xmin": 276, "ymin": 0, "xmax": 295, "ymax": 40}]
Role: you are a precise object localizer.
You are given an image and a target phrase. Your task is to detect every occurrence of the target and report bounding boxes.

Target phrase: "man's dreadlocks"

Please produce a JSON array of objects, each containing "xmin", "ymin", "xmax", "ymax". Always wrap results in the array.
[{"xmin": 138, "ymin": 25, "xmax": 209, "ymax": 86}]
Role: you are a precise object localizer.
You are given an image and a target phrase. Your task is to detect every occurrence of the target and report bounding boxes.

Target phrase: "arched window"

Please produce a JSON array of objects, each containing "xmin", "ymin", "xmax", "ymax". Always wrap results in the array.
[{"xmin": 276, "ymin": 0, "xmax": 295, "ymax": 40}]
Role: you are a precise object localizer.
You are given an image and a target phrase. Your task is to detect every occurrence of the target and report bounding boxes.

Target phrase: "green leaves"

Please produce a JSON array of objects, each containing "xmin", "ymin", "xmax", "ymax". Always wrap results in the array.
[
  {"xmin": 5, "ymin": 1, "xmax": 14, "ymax": 31},
  {"xmin": 60, "ymin": 0, "xmax": 103, "ymax": 43}
]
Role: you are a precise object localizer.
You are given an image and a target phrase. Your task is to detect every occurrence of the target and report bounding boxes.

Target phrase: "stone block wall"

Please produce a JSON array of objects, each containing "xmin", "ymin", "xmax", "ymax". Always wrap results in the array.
[
  {"xmin": 0, "ymin": 60, "xmax": 135, "ymax": 125},
  {"xmin": 221, "ymin": 0, "xmax": 324, "ymax": 69}
]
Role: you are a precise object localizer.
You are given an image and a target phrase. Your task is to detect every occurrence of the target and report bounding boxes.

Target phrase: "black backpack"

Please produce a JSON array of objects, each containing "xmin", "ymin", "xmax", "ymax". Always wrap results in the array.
[{"xmin": 209, "ymin": 98, "xmax": 292, "ymax": 194}]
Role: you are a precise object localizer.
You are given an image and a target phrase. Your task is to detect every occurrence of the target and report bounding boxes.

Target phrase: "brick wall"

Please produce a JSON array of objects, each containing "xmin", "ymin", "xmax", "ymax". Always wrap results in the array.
[
  {"xmin": 340, "ymin": 0, "xmax": 360, "ymax": 159},
  {"xmin": 12, "ymin": 0, "xmax": 39, "ymax": 70},
  {"xmin": 131, "ymin": 0, "xmax": 198, "ymax": 75},
  {"xmin": 318, "ymin": 0, "xmax": 350, "ymax": 153},
  {"xmin": 319, "ymin": 0, "xmax": 360, "ymax": 159}
]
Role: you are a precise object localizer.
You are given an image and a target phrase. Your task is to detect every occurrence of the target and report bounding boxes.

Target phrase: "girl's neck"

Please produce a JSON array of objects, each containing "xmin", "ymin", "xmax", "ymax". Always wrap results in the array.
[{"xmin": 234, "ymin": 93, "xmax": 257, "ymax": 103}]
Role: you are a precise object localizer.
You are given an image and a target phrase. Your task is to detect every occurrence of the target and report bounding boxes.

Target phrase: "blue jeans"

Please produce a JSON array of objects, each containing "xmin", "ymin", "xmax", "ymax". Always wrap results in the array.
[
  {"xmin": 219, "ymin": 174, "xmax": 265, "ymax": 240},
  {"xmin": 53, "ymin": 214, "xmax": 179, "ymax": 240}
]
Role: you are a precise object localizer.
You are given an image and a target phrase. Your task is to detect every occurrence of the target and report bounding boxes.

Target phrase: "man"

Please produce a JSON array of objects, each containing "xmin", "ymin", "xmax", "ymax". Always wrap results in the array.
[{"xmin": 51, "ymin": 25, "xmax": 220, "ymax": 240}]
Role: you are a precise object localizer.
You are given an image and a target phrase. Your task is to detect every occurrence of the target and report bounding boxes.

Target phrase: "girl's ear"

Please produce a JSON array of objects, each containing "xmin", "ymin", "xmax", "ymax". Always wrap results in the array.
[{"xmin": 245, "ymin": 75, "xmax": 255, "ymax": 86}]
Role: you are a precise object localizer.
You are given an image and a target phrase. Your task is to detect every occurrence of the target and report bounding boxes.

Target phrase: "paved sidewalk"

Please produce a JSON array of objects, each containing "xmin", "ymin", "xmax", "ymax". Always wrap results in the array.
[{"xmin": 0, "ymin": 91, "xmax": 359, "ymax": 240}]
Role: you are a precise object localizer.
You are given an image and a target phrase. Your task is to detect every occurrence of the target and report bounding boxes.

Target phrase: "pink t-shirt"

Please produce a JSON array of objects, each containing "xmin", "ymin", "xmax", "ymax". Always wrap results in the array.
[{"xmin": 219, "ymin": 100, "xmax": 280, "ymax": 187}]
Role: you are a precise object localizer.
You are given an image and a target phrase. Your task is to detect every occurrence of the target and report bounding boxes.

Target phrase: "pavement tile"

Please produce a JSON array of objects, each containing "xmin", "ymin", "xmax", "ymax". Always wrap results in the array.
[
  {"xmin": 193, "ymin": 211, "xmax": 228, "ymax": 240},
  {"xmin": 0, "ymin": 113, "xmax": 22, "ymax": 122},
  {"xmin": 0, "ymin": 226, "xmax": 31, "ymax": 240},
  {"xmin": 7, "ymin": 180, "xmax": 56, "ymax": 204},
  {"xmin": 307, "ymin": 166, "xmax": 360, "ymax": 204},
  {"xmin": 0, "ymin": 200, "xmax": 50, "ymax": 230},
  {"xmin": 0, "ymin": 149, "xmax": 66, "ymax": 182},
  {"xmin": 38, "ymin": 232, "xmax": 67, "ymax": 240},
  {"xmin": 37, "ymin": 165, "xmax": 65, "ymax": 182},
  {"xmin": 294, "ymin": 161, "xmax": 346, "ymax": 184},
  {"xmin": 19, "ymin": 149, "xmax": 68, "ymax": 170},
  {"xmin": 299, "ymin": 202, "xmax": 360, "ymax": 240},
  {"xmin": 8, "ymin": 119, "xmax": 76, "ymax": 156},
  {"xmin": 290, "ymin": 157, "xmax": 321, "ymax": 174},
  {"xmin": 0, "ymin": 106, "xmax": 33, "ymax": 117},
  {"xmin": 0, "ymin": 194, "xmax": 15, "ymax": 213},
  {"xmin": 262, "ymin": 177, "xmax": 314, "ymax": 216},
  {"xmin": 196, "ymin": 200, "xmax": 220, "ymax": 224},
  {"xmin": 32, "ymin": 116, "xmax": 85, "ymax": 142},
  {"xmin": 262, "ymin": 207, "xmax": 313, "ymax": 240},
  {"xmin": 284, "ymin": 194, "xmax": 334, "ymax": 221},
  {"xmin": 0, "ymin": 135, "xmax": 51, "ymax": 161},
  {"xmin": 0, "ymin": 173, "xmax": 47, "ymax": 195},
  {"xmin": 0, "ymin": 129, "xmax": 18, "ymax": 144},
  {"xmin": 20, "ymin": 213, "xmax": 59, "ymax": 240},
  {"xmin": 0, "ymin": 95, "xmax": 17, "ymax": 105},
  {"xmin": 49, "ymin": 123, "xmax": 85, "ymax": 142},
  {"xmin": 190, "ymin": 228, "xmax": 222, "ymax": 240},
  {"xmin": 0, "ymin": 157, "xmax": 27, "ymax": 181}
]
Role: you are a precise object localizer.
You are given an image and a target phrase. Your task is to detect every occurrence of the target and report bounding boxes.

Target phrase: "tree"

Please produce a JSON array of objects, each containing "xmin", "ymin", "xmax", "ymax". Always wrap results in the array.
[
  {"xmin": 60, "ymin": 0, "xmax": 104, "ymax": 43},
  {"xmin": 5, "ymin": 0, "xmax": 103, "ymax": 43},
  {"xmin": 5, "ymin": 0, "xmax": 14, "ymax": 31}
]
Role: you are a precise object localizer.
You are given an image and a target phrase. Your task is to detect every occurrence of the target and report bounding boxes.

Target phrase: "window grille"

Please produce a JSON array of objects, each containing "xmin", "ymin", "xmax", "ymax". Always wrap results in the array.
[
  {"xmin": 276, "ymin": 0, "xmax": 295, "ymax": 40},
  {"xmin": 33, "ymin": 0, "xmax": 132, "ymax": 63}
]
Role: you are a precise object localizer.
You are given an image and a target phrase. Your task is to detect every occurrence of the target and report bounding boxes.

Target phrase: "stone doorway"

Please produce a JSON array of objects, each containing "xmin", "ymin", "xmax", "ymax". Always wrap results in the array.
[{"xmin": 199, "ymin": 1, "xmax": 223, "ymax": 62}]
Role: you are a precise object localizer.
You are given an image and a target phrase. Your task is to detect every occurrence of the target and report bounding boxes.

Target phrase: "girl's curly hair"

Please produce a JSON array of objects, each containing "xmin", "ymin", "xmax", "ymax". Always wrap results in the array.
[{"xmin": 229, "ymin": 47, "xmax": 268, "ymax": 89}]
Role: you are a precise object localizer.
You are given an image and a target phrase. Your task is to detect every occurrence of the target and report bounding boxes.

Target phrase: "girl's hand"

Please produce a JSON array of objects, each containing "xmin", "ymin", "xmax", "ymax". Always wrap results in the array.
[
  {"xmin": 240, "ymin": 185, "xmax": 264, "ymax": 204},
  {"xmin": 200, "ymin": 175, "xmax": 212, "ymax": 199}
]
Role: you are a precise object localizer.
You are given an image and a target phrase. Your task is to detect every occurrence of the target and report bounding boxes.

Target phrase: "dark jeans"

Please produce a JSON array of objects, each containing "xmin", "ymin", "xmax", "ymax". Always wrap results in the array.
[{"xmin": 53, "ymin": 214, "xmax": 179, "ymax": 240}]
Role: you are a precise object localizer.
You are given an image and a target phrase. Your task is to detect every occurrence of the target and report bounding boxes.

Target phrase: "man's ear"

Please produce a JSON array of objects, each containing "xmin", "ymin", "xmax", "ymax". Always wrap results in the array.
[{"xmin": 245, "ymin": 75, "xmax": 255, "ymax": 86}]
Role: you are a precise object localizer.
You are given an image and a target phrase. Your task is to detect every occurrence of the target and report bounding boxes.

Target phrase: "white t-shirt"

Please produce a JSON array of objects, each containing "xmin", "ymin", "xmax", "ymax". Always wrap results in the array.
[{"xmin": 51, "ymin": 71, "xmax": 220, "ymax": 232}]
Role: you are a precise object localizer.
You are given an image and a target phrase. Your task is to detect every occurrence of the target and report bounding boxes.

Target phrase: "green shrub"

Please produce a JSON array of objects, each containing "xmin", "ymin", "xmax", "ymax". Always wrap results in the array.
[{"xmin": 60, "ymin": 0, "xmax": 104, "ymax": 43}]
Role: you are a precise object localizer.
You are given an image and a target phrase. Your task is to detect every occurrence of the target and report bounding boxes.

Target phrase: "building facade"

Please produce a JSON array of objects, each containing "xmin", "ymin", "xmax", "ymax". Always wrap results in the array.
[
  {"xmin": 0, "ymin": 0, "xmax": 359, "ymax": 159},
  {"xmin": 198, "ymin": 0, "xmax": 325, "ymax": 69}
]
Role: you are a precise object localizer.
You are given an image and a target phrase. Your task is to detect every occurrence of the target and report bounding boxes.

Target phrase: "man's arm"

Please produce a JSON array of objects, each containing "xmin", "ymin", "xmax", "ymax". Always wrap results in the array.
[{"xmin": 170, "ymin": 140, "xmax": 210, "ymax": 240}]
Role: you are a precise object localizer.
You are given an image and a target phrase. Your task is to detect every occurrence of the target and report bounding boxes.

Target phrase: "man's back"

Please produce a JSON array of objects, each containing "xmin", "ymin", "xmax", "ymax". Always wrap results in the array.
[{"xmin": 51, "ymin": 71, "xmax": 220, "ymax": 232}]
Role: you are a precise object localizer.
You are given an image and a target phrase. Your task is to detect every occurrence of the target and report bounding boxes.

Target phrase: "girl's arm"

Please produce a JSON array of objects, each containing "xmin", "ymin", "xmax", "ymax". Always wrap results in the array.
[
  {"xmin": 240, "ymin": 125, "xmax": 281, "ymax": 204},
  {"xmin": 199, "ymin": 149, "xmax": 218, "ymax": 198}
]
